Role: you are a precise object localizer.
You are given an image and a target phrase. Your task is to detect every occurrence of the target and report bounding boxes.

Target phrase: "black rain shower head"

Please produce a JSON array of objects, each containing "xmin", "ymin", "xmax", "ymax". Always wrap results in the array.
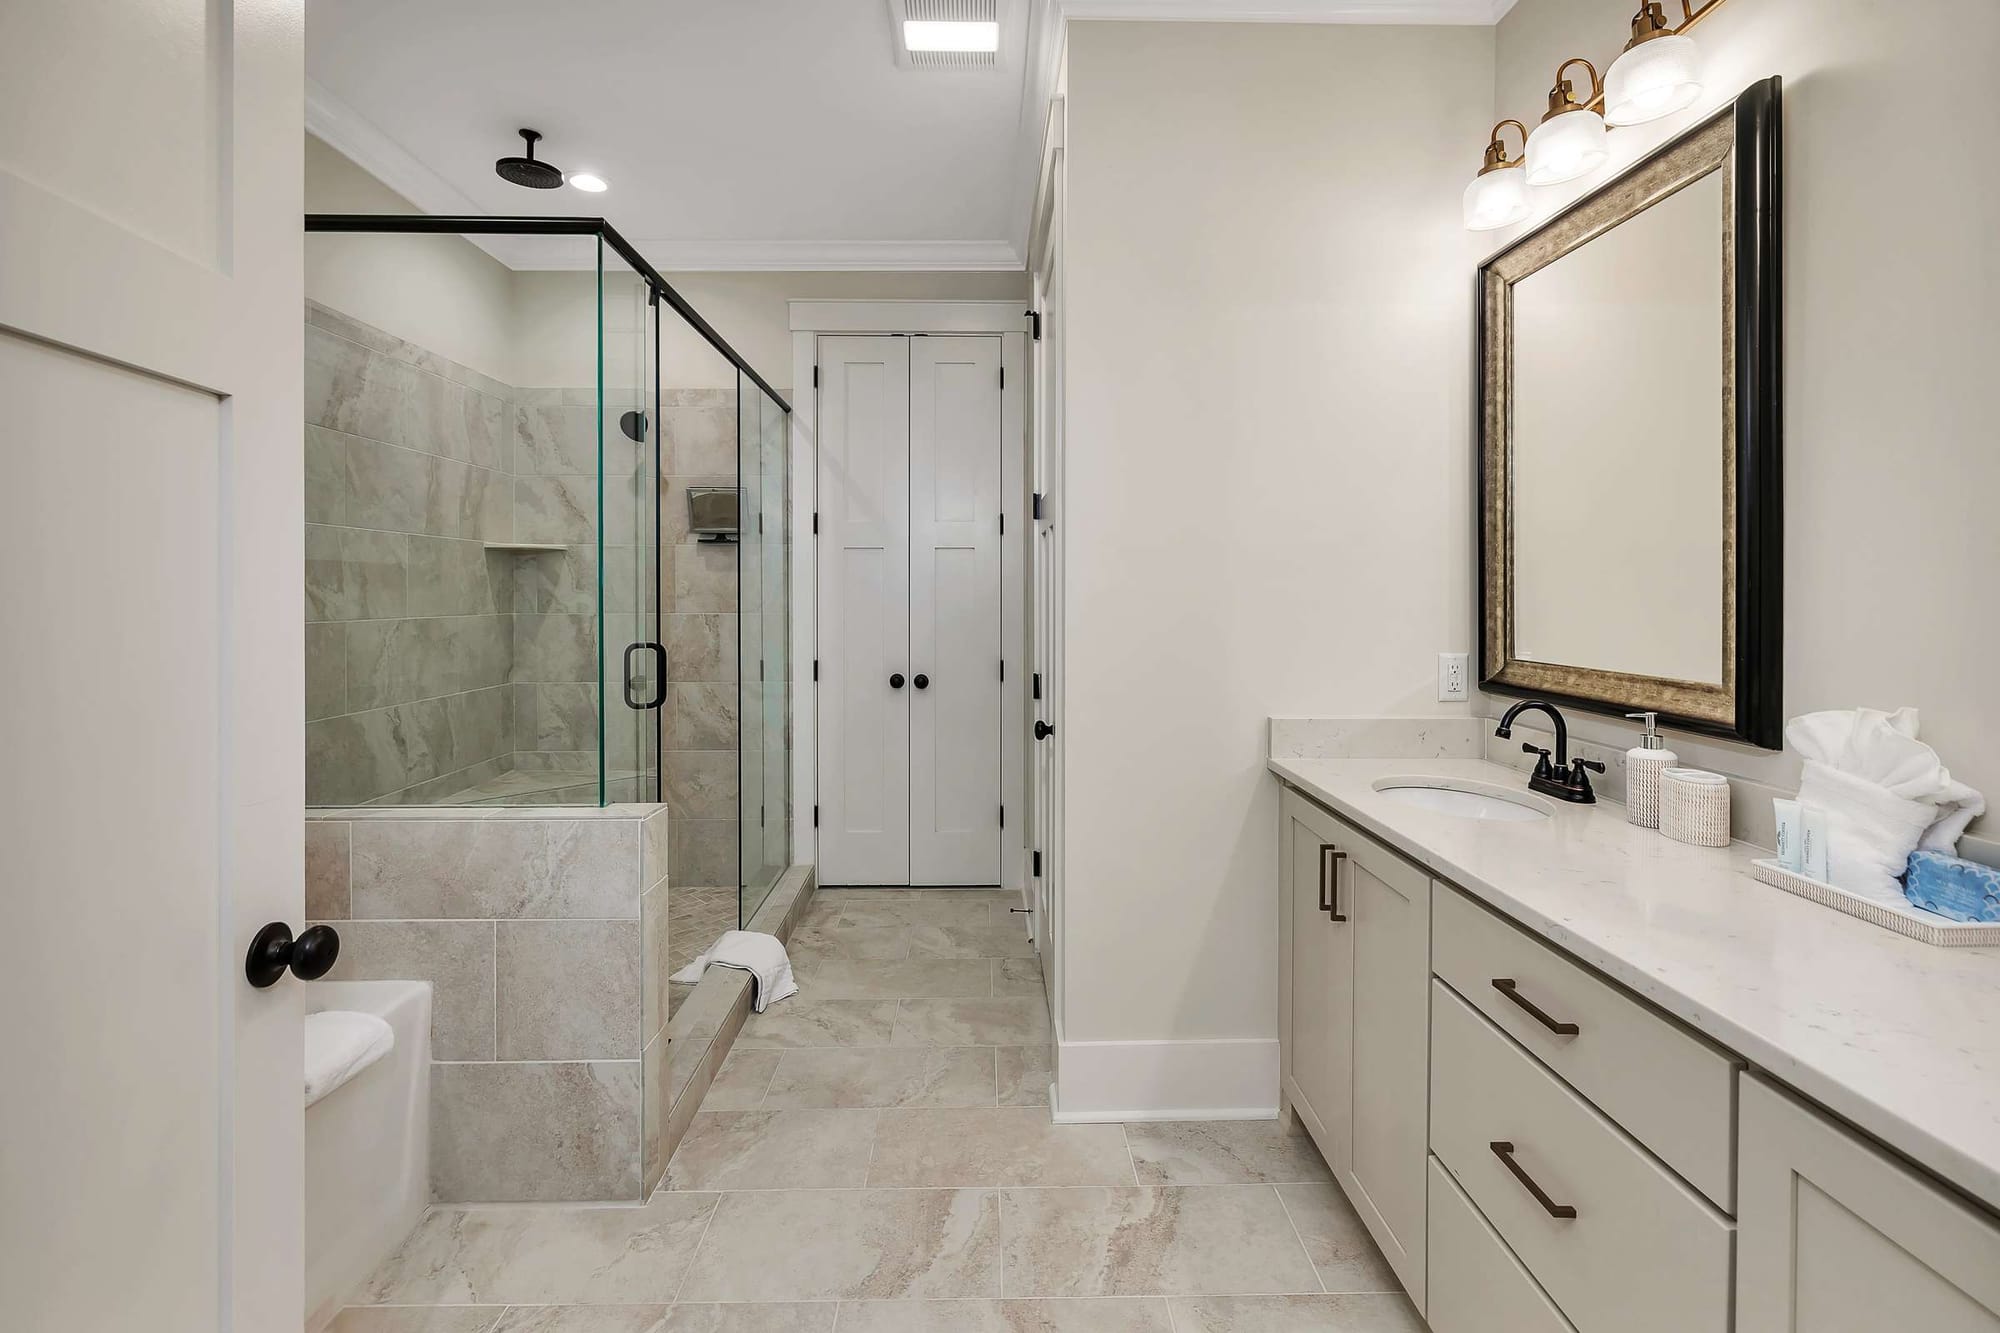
[{"xmin": 495, "ymin": 129, "xmax": 564, "ymax": 189}]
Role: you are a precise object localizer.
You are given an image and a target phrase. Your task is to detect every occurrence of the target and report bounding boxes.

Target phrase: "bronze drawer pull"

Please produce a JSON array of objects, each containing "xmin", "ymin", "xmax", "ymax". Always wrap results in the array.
[
  {"xmin": 1318, "ymin": 844, "xmax": 1348, "ymax": 922},
  {"xmin": 1490, "ymin": 1140, "xmax": 1578, "ymax": 1219},
  {"xmin": 1491, "ymin": 977, "xmax": 1580, "ymax": 1036}
]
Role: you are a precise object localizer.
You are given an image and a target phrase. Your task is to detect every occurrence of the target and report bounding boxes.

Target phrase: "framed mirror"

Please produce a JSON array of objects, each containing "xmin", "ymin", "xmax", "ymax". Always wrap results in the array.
[{"xmin": 1479, "ymin": 76, "xmax": 1782, "ymax": 748}]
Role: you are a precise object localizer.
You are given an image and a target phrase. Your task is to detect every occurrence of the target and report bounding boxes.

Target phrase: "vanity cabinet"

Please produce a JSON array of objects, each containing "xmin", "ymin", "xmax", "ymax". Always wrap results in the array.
[
  {"xmin": 1278, "ymin": 787, "xmax": 1430, "ymax": 1305},
  {"xmin": 1737, "ymin": 1075, "xmax": 2000, "ymax": 1331}
]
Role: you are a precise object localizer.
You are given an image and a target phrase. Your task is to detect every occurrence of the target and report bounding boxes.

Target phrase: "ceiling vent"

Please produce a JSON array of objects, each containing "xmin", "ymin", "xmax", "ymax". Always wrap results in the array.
[{"xmin": 889, "ymin": 0, "xmax": 1001, "ymax": 71}]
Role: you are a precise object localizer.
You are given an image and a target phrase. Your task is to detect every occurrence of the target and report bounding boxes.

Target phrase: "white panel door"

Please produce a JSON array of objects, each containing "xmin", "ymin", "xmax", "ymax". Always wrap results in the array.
[
  {"xmin": 1029, "ymin": 173, "xmax": 1065, "ymax": 1002},
  {"xmin": 0, "ymin": 4, "xmax": 303, "ymax": 1331},
  {"xmin": 909, "ymin": 336, "xmax": 1003, "ymax": 885},
  {"xmin": 817, "ymin": 336, "xmax": 913, "ymax": 884}
]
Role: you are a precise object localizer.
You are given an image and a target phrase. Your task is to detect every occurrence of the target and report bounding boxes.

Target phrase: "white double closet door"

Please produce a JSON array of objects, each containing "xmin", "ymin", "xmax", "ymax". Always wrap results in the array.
[{"xmin": 819, "ymin": 334, "xmax": 1003, "ymax": 886}]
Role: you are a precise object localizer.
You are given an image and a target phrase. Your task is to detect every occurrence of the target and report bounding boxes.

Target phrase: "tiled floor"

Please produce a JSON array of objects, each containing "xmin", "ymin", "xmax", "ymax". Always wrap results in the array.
[{"xmin": 332, "ymin": 889, "xmax": 1421, "ymax": 1332}]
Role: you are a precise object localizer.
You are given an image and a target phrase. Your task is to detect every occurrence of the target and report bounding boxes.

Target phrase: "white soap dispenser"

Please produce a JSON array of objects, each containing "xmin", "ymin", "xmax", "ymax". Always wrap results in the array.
[{"xmin": 1624, "ymin": 712, "xmax": 1677, "ymax": 829}]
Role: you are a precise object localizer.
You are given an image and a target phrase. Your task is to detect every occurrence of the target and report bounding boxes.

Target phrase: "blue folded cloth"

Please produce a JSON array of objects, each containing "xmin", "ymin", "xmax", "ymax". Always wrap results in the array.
[{"xmin": 1903, "ymin": 849, "xmax": 2000, "ymax": 923}]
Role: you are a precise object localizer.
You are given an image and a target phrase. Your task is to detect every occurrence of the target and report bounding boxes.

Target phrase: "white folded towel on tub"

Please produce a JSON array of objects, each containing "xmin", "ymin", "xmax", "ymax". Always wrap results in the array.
[
  {"xmin": 304, "ymin": 1010, "xmax": 395, "ymax": 1108},
  {"xmin": 669, "ymin": 930, "xmax": 799, "ymax": 1012}
]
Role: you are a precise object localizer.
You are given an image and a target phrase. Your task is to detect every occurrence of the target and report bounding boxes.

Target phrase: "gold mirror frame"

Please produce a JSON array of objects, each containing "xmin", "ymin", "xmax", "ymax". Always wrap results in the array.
[{"xmin": 1478, "ymin": 77, "xmax": 1783, "ymax": 749}]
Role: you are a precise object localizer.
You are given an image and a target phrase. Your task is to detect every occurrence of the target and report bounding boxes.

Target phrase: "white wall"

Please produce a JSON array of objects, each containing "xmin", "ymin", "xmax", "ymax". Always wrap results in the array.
[
  {"xmin": 1058, "ymin": 21, "xmax": 1494, "ymax": 1072},
  {"xmin": 304, "ymin": 135, "xmax": 516, "ymax": 383},
  {"xmin": 1488, "ymin": 0, "xmax": 1998, "ymax": 833}
]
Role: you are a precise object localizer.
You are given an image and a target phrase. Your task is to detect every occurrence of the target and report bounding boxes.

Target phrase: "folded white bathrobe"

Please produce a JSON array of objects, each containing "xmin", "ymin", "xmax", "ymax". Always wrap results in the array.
[
  {"xmin": 669, "ymin": 930, "xmax": 799, "ymax": 1012},
  {"xmin": 304, "ymin": 1009, "xmax": 396, "ymax": 1108},
  {"xmin": 1789, "ymin": 708, "xmax": 1986, "ymax": 904}
]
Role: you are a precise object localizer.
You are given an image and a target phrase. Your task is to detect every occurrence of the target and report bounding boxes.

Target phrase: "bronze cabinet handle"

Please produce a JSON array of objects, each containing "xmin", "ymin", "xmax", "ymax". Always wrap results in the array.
[
  {"xmin": 1491, "ymin": 978, "xmax": 1580, "ymax": 1036},
  {"xmin": 1318, "ymin": 845, "xmax": 1348, "ymax": 922},
  {"xmin": 1490, "ymin": 1141, "xmax": 1578, "ymax": 1219}
]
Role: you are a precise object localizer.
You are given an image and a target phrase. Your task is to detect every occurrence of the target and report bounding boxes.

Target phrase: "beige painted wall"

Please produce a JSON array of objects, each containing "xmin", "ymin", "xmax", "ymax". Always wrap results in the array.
[
  {"xmin": 304, "ymin": 135, "xmax": 517, "ymax": 383},
  {"xmin": 1059, "ymin": 20, "xmax": 1494, "ymax": 1044},
  {"xmin": 1489, "ymin": 0, "xmax": 1997, "ymax": 832}
]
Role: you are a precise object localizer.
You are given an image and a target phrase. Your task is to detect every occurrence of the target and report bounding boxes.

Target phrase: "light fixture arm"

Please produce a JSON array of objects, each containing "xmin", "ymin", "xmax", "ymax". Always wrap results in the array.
[
  {"xmin": 1481, "ymin": 119, "xmax": 1531, "ymax": 173},
  {"xmin": 1545, "ymin": 56, "xmax": 1603, "ymax": 121}
]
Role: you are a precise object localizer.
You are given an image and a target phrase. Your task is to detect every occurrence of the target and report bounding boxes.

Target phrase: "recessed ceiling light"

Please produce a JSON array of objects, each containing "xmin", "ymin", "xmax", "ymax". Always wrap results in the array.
[
  {"xmin": 903, "ymin": 19, "xmax": 998, "ymax": 53},
  {"xmin": 569, "ymin": 172, "xmax": 608, "ymax": 193}
]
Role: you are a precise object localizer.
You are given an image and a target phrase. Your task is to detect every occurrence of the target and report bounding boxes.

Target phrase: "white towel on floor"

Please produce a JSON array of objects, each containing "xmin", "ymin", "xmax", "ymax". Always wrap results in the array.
[
  {"xmin": 304, "ymin": 1009, "xmax": 395, "ymax": 1108},
  {"xmin": 669, "ymin": 930, "xmax": 799, "ymax": 1012}
]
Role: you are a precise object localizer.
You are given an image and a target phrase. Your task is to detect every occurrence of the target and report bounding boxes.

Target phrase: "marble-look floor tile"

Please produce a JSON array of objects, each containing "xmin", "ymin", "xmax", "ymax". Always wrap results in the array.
[
  {"xmin": 997, "ymin": 1046, "xmax": 1053, "ymax": 1107},
  {"xmin": 1123, "ymin": 1120, "xmax": 1334, "ymax": 1186},
  {"xmin": 806, "ymin": 958, "xmax": 993, "ymax": 999},
  {"xmin": 762, "ymin": 1047, "xmax": 996, "ymax": 1110},
  {"xmin": 1274, "ymin": 1184, "xmax": 1401, "ymax": 1292},
  {"xmin": 905, "ymin": 924, "xmax": 1036, "ymax": 960},
  {"xmin": 361, "ymin": 1192, "xmax": 719, "ymax": 1304},
  {"xmin": 657, "ymin": 1305, "xmax": 836, "ymax": 1332},
  {"xmin": 893, "ymin": 997, "xmax": 1049, "ymax": 1047},
  {"xmin": 1166, "ymin": 1294, "xmax": 1427, "ymax": 1332},
  {"xmin": 833, "ymin": 1298, "xmax": 1173, "ymax": 1332},
  {"xmin": 663, "ymin": 1109, "xmax": 879, "ymax": 1190},
  {"xmin": 677, "ymin": 1189, "xmax": 1000, "ymax": 1301},
  {"xmin": 702, "ymin": 1047, "xmax": 783, "ymax": 1109},
  {"xmin": 489, "ymin": 1307, "xmax": 668, "ymax": 1333},
  {"xmin": 837, "ymin": 897, "xmax": 997, "ymax": 928},
  {"xmin": 328, "ymin": 1310, "xmax": 505, "ymax": 1333},
  {"xmin": 735, "ymin": 999, "xmax": 900, "ymax": 1049},
  {"xmin": 993, "ymin": 959, "xmax": 1045, "ymax": 996},
  {"xmin": 786, "ymin": 925, "xmax": 911, "ymax": 963},
  {"xmin": 998, "ymin": 1186, "xmax": 1322, "ymax": 1297},
  {"xmin": 867, "ymin": 1108, "xmax": 1135, "ymax": 1187}
]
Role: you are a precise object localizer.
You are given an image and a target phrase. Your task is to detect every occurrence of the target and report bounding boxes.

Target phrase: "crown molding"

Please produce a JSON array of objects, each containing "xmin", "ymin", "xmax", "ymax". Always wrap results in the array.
[
  {"xmin": 1055, "ymin": 0, "xmax": 1513, "ymax": 21},
  {"xmin": 305, "ymin": 78, "xmax": 488, "ymax": 218},
  {"xmin": 472, "ymin": 237, "xmax": 1025, "ymax": 274}
]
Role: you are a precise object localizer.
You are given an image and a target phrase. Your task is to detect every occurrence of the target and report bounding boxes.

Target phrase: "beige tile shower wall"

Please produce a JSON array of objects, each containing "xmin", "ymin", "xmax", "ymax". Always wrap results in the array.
[
  {"xmin": 304, "ymin": 303, "xmax": 522, "ymax": 807},
  {"xmin": 662, "ymin": 387, "xmax": 740, "ymax": 889},
  {"xmin": 305, "ymin": 805, "xmax": 671, "ymax": 1203}
]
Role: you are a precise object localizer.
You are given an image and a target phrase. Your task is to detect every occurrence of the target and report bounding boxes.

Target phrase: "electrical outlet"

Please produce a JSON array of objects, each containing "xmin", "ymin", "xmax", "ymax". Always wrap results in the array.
[{"xmin": 1438, "ymin": 652, "xmax": 1468, "ymax": 702}]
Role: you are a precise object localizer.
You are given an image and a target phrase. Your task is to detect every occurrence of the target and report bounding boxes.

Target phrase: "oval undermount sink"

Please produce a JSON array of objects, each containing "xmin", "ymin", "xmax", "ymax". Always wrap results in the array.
[{"xmin": 1371, "ymin": 777, "xmax": 1554, "ymax": 822}]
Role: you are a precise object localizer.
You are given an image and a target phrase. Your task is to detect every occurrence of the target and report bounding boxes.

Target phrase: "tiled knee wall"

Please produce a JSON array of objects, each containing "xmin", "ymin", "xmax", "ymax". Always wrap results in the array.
[{"xmin": 305, "ymin": 804, "xmax": 675, "ymax": 1201}]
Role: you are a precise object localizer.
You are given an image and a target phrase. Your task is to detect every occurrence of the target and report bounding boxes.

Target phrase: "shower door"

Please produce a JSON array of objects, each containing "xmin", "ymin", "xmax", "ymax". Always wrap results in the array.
[{"xmin": 602, "ymin": 256, "xmax": 662, "ymax": 803}]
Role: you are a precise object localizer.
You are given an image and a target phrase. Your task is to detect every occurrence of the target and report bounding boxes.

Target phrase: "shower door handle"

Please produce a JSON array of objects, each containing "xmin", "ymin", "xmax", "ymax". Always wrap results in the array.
[{"xmin": 623, "ymin": 642, "xmax": 666, "ymax": 710}]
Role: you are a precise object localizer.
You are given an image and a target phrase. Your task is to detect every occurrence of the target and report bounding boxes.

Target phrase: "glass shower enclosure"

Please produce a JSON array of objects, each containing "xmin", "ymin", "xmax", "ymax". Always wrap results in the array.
[{"xmin": 303, "ymin": 215, "xmax": 791, "ymax": 922}]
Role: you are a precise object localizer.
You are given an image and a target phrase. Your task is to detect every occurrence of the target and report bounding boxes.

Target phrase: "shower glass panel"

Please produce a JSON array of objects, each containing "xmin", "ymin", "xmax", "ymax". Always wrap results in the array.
[
  {"xmin": 739, "ymin": 371, "xmax": 791, "ymax": 923},
  {"xmin": 302, "ymin": 222, "xmax": 663, "ymax": 808}
]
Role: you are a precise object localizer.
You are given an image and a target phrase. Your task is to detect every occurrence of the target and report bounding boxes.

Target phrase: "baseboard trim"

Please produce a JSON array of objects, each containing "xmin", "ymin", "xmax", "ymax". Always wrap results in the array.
[{"xmin": 1051, "ymin": 1034, "xmax": 1279, "ymax": 1123}]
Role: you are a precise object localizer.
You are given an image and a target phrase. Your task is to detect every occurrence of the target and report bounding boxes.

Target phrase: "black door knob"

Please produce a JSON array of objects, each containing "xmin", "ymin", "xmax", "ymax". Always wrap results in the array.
[
  {"xmin": 1034, "ymin": 719, "xmax": 1055, "ymax": 740},
  {"xmin": 890, "ymin": 673, "xmax": 905, "ymax": 689},
  {"xmin": 245, "ymin": 922, "xmax": 341, "ymax": 989},
  {"xmin": 913, "ymin": 673, "xmax": 930, "ymax": 690}
]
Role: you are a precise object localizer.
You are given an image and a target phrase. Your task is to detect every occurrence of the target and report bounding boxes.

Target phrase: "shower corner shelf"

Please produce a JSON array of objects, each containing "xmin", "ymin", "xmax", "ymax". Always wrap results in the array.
[{"xmin": 482, "ymin": 541, "xmax": 569, "ymax": 553}]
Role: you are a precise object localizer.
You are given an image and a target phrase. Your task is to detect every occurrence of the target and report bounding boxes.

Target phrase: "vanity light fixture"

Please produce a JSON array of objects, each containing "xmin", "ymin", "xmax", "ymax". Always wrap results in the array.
[
  {"xmin": 569, "ymin": 172, "xmax": 609, "ymax": 193},
  {"xmin": 1463, "ymin": 120, "xmax": 1533, "ymax": 231},
  {"xmin": 1525, "ymin": 58, "xmax": 1610, "ymax": 186},
  {"xmin": 1605, "ymin": 2, "xmax": 1707, "ymax": 125}
]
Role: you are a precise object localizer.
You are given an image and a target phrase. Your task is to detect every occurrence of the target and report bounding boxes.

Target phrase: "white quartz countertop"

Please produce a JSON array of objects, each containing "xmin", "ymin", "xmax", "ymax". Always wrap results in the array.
[{"xmin": 1270, "ymin": 753, "xmax": 2000, "ymax": 1214}]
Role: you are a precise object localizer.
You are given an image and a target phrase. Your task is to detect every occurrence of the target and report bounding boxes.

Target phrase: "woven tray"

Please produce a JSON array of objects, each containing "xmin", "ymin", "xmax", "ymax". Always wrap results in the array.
[{"xmin": 1750, "ymin": 858, "xmax": 2000, "ymax": 948}]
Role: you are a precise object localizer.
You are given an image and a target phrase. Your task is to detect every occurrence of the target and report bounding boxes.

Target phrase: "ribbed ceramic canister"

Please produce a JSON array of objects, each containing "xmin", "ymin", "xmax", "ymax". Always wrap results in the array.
[{"xmin": 1660, "ymin": 767, "xmax": 1731, "ymax": 847}]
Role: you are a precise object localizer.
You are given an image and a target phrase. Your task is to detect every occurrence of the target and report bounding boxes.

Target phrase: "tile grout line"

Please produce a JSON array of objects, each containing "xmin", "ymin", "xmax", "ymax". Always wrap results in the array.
[
  {"xmin": 1270, "ymin": 1181, "xmax": 1328, "ymax": 1295},
  {"xmin": 669, "ymin": 1191, "xmax": 726, "ymax": 1306},
  {"xmin": 1119, "ymin": 1122, "xmax": 1142, "ymax": 1188}
]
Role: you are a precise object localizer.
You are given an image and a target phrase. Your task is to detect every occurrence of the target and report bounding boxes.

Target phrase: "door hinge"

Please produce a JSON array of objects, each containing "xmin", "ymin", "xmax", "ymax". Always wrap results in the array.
[
  {"xmin": 1032, "ymin": 671, "xmax": 1042, "ymax": 701},
  {"xmin": 999, "ymin": 658, "xmax": 1005, "ymax": 682},
  {"xmin": 1026, "ymin": 309, "xmax": 1041, "ymax": 341},
  {"xmin": 812, "ymin": 658, "xmax": 818, "ymax": 682},
  {"xmin": 999, "ymin": 365, "xmax": 1005, "ymax": 390},
  {"xmin": 1032, "ymin": 492, "xmax": 1044, "ymax": 520},
  {"xmin": 999, "ymin": 512, "xmax": 1005, "ymax": 535},
  {"xmin": 813, "ymin": 804, "xmax": 819, "ymax": 828},
  {"xmin": 1033, "ymin": 849, "xmax": 1043, "ymax": 877},
  {"xmin": 1000, "ymin": 805, "xmax": 1005, "ymax": 829},
  {"xmin": 812, "ymin": 365, "xmax": 819, "ymax": 388},
  {"xmin": 759, "ymin": 513, "xmax": 765, "ymax": 535},
  {"xmin": 759, "ymin": 659, "xmax": 764, "ymax": 680},
  {"xmin": 760, "ymin": 804, "xmax": 766, "ymax": 827},
  {"xmin": 812, "ymin": 510, "xmax": 819, "ymax": 535}
]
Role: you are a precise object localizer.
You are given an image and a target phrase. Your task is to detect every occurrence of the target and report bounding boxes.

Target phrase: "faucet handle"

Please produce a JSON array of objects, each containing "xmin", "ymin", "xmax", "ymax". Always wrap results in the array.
[
  {"xmin": 1573, "ymin": 758, "xmax": 1606, "ymax": 774},
  {"xmin": 1522, "ymin": 742, "xmax": 1551, "ymax": 757}
]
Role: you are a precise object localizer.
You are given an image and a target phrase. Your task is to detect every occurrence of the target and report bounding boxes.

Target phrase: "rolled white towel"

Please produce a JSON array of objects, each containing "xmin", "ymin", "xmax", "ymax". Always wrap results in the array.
[
  {"xmin": 304, "ymin": 1009, "xmax": 395, "ymax": 1108},
  {"xmin": 669, "ymin": 930, "xmax": 799, "ymax": 1012}
]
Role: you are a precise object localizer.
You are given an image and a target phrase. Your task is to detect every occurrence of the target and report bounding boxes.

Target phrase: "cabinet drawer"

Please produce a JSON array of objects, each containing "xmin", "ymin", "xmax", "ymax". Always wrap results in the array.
[
  {"xmin": 1433, "ymin": 884, "xmax": 1740, "ymax": 1211},
  {"xmin": 1430, "ymin": 981, "xmax": 1732, "ymax": 1333},
  {"xmin": 1428, "ymin": 1155, "xmax": 1577, "ymax": 1333}
]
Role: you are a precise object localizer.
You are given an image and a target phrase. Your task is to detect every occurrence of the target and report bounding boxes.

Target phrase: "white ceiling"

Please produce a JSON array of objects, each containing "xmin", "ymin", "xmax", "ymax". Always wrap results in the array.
[{"xmin": 305, "ymin": 0, "xmax": 1514, "ymax": 272}]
